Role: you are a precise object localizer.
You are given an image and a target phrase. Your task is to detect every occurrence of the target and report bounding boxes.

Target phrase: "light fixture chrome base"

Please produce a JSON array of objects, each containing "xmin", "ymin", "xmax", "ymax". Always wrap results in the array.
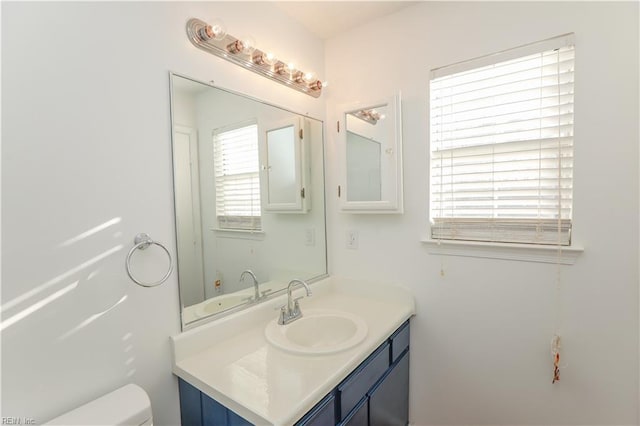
[{"xmin": 186, "ymin": 18, "xmax": 322, "ymax": 98}]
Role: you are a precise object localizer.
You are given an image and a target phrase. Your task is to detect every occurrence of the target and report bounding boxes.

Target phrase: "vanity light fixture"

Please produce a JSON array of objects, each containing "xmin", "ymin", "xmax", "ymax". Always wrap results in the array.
[
  {"xmin": 352, "ymin": 109, "xmax": 385, "ymax": 125},
  {"xmin": 186, "ymin": 18, "xmax": 324, "ymax": 98},
  {"xmin": 252, "ymin": 51, "xmax": 277, "ymax": 66}
]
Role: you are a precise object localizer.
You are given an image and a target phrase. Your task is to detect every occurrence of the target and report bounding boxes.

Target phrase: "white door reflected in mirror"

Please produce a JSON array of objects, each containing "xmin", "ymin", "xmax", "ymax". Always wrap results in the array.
[
  {"xmin": 263, "ymin": 118, "xmax": 310, "ymax": 212},
  {"xmin": 266, "ymin": 125, "xmax": 297, "ymax": 204}
]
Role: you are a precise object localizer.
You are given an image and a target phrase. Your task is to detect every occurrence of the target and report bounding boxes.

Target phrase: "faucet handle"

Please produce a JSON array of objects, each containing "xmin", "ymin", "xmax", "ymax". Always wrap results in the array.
[
  {"xmin": 292, "ymin": 296, "xmax": 305, "ymax": 315},
  {"xmin": 276, "ymin": 305, "xmax": 287, "ymax": 325},
  {"xmin": 261, "ymin": 288, "xmax": 273, "ymax": 298}
]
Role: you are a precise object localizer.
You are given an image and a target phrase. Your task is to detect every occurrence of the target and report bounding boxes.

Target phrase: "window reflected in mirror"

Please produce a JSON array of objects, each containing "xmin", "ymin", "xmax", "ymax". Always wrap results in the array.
[{"xmin": 213, "ymin": 122, "xmax": 261, "ymax": 231}]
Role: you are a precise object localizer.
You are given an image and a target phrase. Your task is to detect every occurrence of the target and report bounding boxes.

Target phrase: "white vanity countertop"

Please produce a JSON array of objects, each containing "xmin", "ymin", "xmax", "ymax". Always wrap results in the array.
[{"xmin": 170, "ymin": 276, "xmax": 415, "ymax": 426}]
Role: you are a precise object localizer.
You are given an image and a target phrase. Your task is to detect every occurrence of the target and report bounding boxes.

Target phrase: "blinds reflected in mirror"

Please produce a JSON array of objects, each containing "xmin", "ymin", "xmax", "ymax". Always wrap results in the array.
[
  {"xmin": 213, "ymin": 122, "xmax": 262, "ymax": 230},
  {"xmin": 430, "ymin": 34, "xmax": 574, "ymax": 245}
]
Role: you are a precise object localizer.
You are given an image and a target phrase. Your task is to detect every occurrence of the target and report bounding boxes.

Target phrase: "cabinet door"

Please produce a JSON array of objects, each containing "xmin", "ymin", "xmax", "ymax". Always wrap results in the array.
[
  {"xmin": 201, "ymin": 395, "xmax": 226, "ymax": 425},
  {"xmin": 296, "ymin": 393, "xmax": 335, "ymax": 426},
  {"xmin": 262, "ymin": 117, "xmax": 310, "ymax": 213},
  {"xmin": 200, "ymin": 387, "xmax": 252, "ymax": 426},
  {"xmin": 339, "ymin": 396, "xmax": 368, "ymax": 426},
  {"xmin": 338, "ymin": 93, "xmax": 403, "ymax": 213},
  {"xmin": 227, "ymin": 410, "xmax": 253, "ymax": 426},
  {"xmin": 178, "ymin": 379, "xmax": 203, "ymax": 426},
  {"xmin": 369, "ymin": 351, "xmax": 409, "ymax": 426},
  {"xmin": 338, "ymin": 343, "xmax": 389, "ymax": 421}
]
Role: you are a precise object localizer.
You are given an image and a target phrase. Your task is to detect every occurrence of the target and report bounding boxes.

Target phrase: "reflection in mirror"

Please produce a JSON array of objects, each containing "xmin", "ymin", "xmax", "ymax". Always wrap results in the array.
[
  {"xmin": 346, "ymin": 104, "xmax": 389, "ymax": 202},
  {"xmin": 170, "ymin": 73, "xmax": 327, "ymax": 329},
  {"xmin": 347, "ymin": 135, "xmax": 381, "ymax": 202},
  {"xmin": 267, "ymin": 125, "xmax": 297, "ymax": 205},
  {"xmin": 340, "ymin": 94, "xmax": 403, "ymax": 213},
  {"xmin": 263, "ymin": 118, "xmax": 310, "ymax": 212}
]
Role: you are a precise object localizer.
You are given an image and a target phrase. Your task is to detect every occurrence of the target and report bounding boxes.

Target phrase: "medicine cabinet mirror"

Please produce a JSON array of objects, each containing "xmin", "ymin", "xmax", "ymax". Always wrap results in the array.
[
  {"xmin": 338, "ymin": 94, "xmax": 403, "ymax": 213},
  {"xmin": 170, "ymin": 73, "xmax": 327, "ymax": 329},
  {"xmin": 263, "ymin": 118, "xmax": 310, "ymax": 212}
]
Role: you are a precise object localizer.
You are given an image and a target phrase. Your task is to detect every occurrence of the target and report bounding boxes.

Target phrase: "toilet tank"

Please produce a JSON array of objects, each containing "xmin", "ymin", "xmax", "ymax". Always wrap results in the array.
[{"xmin": 44, "ymin": 384, "xmax": 152, "ymax": 426}]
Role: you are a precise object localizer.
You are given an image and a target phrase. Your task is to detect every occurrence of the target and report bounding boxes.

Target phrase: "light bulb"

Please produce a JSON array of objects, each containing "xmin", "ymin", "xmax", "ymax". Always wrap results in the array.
[
  {"xmin": 239, "ymin": 35, "xmax": 256, "ymax": 55},
  {"xmin": 198, "ymin": 19, "xmax": 226, "ymax": 41},
  {"xmin": 252, "ymin": 51, "xmax": 277, "ymax": 66},
  {"xmin": 303, "ymin": 72, "xmax": 317, "ymax": 84},
  {"xmin": 209, "ymin": 19, "xmax": 227, "ymax": 40},
  {"xmin": 264, "ymin": 52, "xmax": 277, "ymax": 65}
]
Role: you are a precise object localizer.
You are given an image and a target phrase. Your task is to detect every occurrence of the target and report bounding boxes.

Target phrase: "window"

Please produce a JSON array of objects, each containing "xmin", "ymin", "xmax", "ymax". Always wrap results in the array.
[
  {"xmin": 213, "ymin": 122, "xmax": 262, "ymax": 230},
  {"xmin": 429, "ymin": 34, "xmax": 574, "ymax": 245}
]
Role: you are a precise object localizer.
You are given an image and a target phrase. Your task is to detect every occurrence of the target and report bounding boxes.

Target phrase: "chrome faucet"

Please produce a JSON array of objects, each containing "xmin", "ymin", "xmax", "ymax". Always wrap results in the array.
[
  {"xmin": 278, "ymin": 279, "xmax": 312, "ymax": 325},
  {"xmin": 240, "ymin": 270, "xmax": 260, "ymax": 302}
]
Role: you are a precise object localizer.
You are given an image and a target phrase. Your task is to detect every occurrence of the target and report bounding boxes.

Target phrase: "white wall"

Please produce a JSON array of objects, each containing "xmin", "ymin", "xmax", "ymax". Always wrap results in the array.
[
  {"xmin": 325, "ymin": 2, "xmax": 639, "ymax": 425},
  {"xmin": 1, "ymin": 2, "xmax": 324, "ymax": 424}
]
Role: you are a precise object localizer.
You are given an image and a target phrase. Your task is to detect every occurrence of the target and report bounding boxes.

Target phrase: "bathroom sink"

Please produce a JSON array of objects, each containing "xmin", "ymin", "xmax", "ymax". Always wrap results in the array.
[{"xmin": 264, "ymin": 309, "xmax": 368, "ymax": 355}]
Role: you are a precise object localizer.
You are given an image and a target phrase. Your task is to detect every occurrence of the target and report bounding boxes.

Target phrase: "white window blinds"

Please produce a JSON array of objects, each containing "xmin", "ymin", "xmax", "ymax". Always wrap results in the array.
[
  {"xmin": 430, "ymin": 34, "xmax": 574, "ymax": 245},
  {"xmin": 213, "ymin": 123, "xmax": 262, "ymax": 230}
]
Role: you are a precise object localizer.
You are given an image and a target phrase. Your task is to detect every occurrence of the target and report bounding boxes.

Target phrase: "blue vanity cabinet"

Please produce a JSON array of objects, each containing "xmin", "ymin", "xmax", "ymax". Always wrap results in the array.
[
  {"xmin": 178, "ymin": 320, "xmax": 410, "ymax": 426},
  {"xmin": 369, "ymin": 350, "xmax": 409, "ymax": 426},
  {"xmin": 335, "ymin": 320, "xmax": 410, "ymax": 426},
  {"xmin": 178, "ymin": 379, "xmax": 203, "ymax": 426},
  {"xmin": 389, "ymin": 320, "xmax": 410, "ymax": 363},
  {"xmin": 178, "ymin": 379, "xmax": 251, "ymax": 426},
  {"xmin": 337, "ymin": 342, "xmax": 390, "ymax": 421},
  {"xmin": 295, "ymin": 392, "xmax": 336, "ymax": 426},
  {"xmin": 338, "ymin": 396, "xmax": 368, "ymax": 426}
]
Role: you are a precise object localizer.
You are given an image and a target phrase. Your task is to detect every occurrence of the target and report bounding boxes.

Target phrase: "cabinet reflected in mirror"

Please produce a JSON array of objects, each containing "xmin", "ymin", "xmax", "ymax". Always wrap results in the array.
[
  {"xmin": 339, "ymin": 94, "xmax": 403, "ymax": 213},
  {"xmin": 170, "ymin": 73, "xmax": 327, "ymax": 329},
  {"xmin": 263, "ymin": 118, "xmax": 310, "ymax": 212},
  {"xmin": 267, "ymin": 124, "xmax": 297, "ymax": 205}
]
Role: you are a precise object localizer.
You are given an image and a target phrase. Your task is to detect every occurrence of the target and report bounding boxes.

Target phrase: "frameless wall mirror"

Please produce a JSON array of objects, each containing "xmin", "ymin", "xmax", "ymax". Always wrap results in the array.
[
  {"xmin": 338, "ymin": 94, "xmax": 403, "ymax": 213},
  {"xmin": 169, "ymin": 73, "xmax": 327, "ymax": 329}
]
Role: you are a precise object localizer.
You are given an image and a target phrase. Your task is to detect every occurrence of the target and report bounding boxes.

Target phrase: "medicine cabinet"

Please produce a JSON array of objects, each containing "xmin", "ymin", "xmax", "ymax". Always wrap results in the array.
[
  {"xmin": 337, "ymin": 94, "xmax": 403, "ymax": 213},
  {"xmin": 262, "ymin": 117, "xmax": 310, "ymax": 213}
]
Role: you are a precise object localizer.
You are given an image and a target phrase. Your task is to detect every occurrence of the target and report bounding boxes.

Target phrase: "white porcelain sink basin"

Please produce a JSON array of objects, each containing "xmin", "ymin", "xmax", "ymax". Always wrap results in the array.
[{"xmin": 265, "ymin": 309, "xmax": 368, "ymax": 355}]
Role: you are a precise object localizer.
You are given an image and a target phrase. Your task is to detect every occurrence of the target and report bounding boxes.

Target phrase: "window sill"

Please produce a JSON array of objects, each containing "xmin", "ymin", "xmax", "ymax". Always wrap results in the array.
[
  {"xmin": 421, "ymin": 238, "xmax": 584, "ymax": 265},
  {"xmin": 212, "ymin": 228, "xmax": 265, "ymax": 240}
]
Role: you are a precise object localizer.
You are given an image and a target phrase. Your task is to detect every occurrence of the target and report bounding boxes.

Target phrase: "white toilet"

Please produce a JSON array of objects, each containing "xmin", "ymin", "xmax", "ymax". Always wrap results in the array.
[{"xmin": 44, "ymin": 384, "xmax": 153, "ymax": 425}]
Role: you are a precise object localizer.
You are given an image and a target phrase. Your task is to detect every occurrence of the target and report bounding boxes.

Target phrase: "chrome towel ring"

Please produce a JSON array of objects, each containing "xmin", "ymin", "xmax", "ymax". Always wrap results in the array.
[{"xmin": 125, "ymin": 233, "xmax": 173, "ymax": 287}]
